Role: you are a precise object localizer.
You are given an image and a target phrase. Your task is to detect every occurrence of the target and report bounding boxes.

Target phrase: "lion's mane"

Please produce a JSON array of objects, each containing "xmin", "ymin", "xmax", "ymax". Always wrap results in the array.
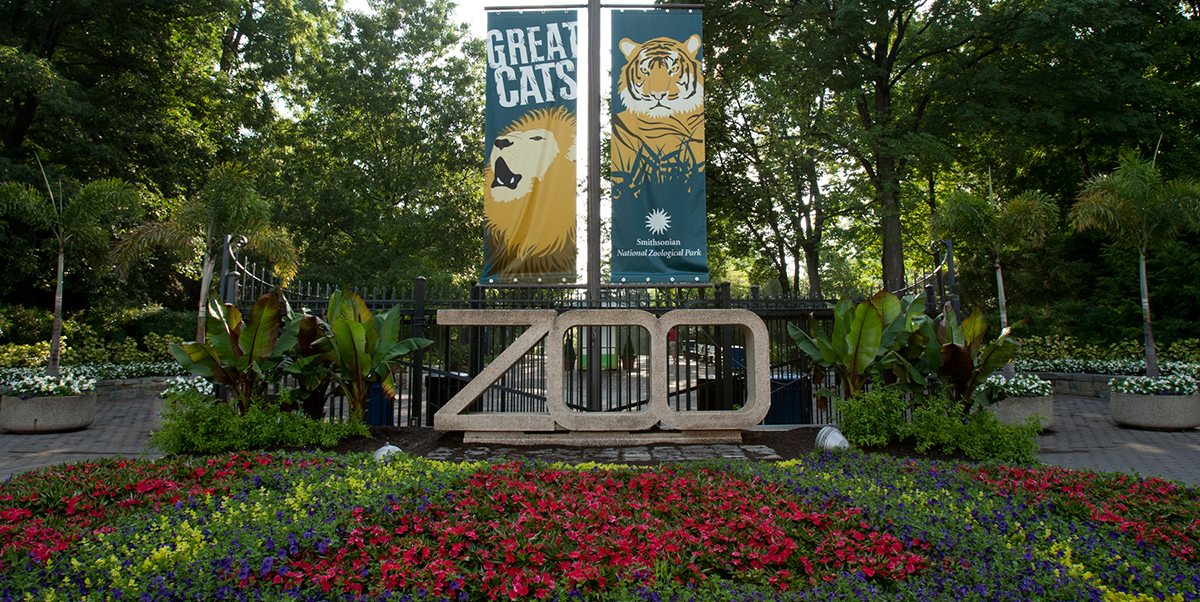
[{"xmin": 484, "ymin": 106, "xmax": 577, "ymax": 279}]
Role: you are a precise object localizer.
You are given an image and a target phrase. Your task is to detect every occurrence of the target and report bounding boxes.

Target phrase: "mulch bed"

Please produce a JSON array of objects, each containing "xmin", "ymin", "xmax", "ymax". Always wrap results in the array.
[{"xmin": 268, "ymin": 426, "xmax": 977, "ymax": 464}]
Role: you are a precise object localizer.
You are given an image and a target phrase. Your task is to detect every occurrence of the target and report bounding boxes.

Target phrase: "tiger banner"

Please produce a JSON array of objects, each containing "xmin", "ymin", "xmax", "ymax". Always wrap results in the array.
[
  {"xmin": 482, "ymin": 10, "xmax": 579, "ymax": 284},
  {"xmin": 609, "ymin": 10, "xmax": 708, "ymax": 284}
]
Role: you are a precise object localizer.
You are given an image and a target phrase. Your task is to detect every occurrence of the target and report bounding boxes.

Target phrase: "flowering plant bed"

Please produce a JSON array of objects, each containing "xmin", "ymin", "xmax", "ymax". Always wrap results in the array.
[
  {"xmin": 1, "ymin": 453, "xmax": 1197, "ymax": 601},
  {"xmin": 982, "ymin": 373, "xmax": 1053, "ymax": 398},
  {"xmin": 0, "ymin": 361, "xmax": 187, "ymax": 389},
  {"xmin": 1014, "ymin": 358, "xmax": 1200, "ymax": 380},
  {"xmin": 0, "ymin": 373, "xmax": 95, "ymax": 398},
  {"xmin": 1109, "ymin": 374, "xmax": 1198, "ymax": 395}
]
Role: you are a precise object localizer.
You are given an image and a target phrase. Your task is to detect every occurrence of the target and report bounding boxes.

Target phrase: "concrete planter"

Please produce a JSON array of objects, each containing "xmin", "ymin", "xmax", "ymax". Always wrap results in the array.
[
  {"xmin": 0, "ymin": 393, "xmax": 96, "ymax": 433},
  {"xmin": 1111, "ymin": 392, "xmax": 1200, "ymax": 431},
  {"xmin": 990, "ymin": 396, "xmax": 1054, "ymax": 430}
]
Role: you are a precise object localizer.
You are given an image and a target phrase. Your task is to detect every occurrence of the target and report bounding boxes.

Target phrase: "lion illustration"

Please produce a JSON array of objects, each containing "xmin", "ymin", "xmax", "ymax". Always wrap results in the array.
[{"xmin": 484, "ymin": 106, "xmax": 577, "ymax": 279}]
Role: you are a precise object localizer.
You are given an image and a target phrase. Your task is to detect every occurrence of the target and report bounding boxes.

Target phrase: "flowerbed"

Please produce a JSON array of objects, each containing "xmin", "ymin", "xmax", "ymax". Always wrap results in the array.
[
  {"xmin": 0, "ymin": 453, "xmax": 1197, "ymax": 601},
  {"xmin": 0, "ymin": 362, "xmax": 187, "ymax": 391},
  {"xmin": 1013, "ymin": 358, "xmax": 1200, "ymax": 379}
]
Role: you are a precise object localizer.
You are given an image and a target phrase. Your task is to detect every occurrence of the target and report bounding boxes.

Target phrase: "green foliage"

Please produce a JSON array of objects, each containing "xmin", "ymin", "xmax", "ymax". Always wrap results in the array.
[
  {"xmin": 306, "ymin": 290, "xmax": 432, "ymax": 420},
  {"xmin": 834, "ymin": 389, "xmax": 910, "ymax": 448},
  {"xmin": 0, "ymin": 304, "xmax": 53, "ymax": 344},
  {"xmin": 63, "ymin": 338, "xmax": 147, "ymax": 365},
  {"xmin": 151, "ymin": 390, "xmax": 368, "ymax": 455},
  {"xmin": 835, "ymin": 390, "xmax": 1041, "ymax": 463},
  {"xmin": 905, "ymin": 396, "xmax": 1041, "ymax": 464},
  {"xmin": 169, "ymin": 294, "xmax": 296, "ymax": 407},
  {"xmin": 958, "ymin": 413, "xmax": 1042, "ymax": 465},
  {"xmin": 1164, "ymin": 339, "xmax": 1200, "ymax": 364},
  {"xmin": 142, "ymin": 333, "xmax": 184, "ymax": 362},
  {"xmin": 935, "ymin": 304, "xmax": 1023, "ymax": 412},
  {"xmin": 906, "ymin": 396, "xmax": 966, "ymax": 456},
  {"xmin": 262, "ymin": 0, "xmax": 484, "ymax": 289},
  {"xmin": 0, "ymin": 342, "xmax": 51, "ymax": 368},
  {"xmin": 789, "ymin": 291, "xmax": 935, "ymax": 399}
]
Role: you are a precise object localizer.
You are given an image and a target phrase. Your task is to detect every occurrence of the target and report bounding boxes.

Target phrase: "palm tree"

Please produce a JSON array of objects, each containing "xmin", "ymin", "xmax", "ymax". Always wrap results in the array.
[
  {"xmin": 930, "ymin": 182, "xmax": 1058, "ymax": 332},
  {"xmin": 1070, "ymin": 149, "xmax": 1200, "ymax": 377},
  {"xmin": 114, "ymin": 163, "xmax": 299, "ymax": 342},
  {"xmin": 0, "ymin": 167, "xmax": 141, "ymax": 376}
]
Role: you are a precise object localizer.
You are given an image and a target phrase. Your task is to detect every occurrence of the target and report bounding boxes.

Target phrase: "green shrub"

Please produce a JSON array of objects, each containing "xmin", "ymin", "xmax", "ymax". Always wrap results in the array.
[
  {"xmin": 142, "ymin": 332, "xmax": 183, "ymax": 362},
  {"xmin": 151, "ymin": 390, "xmax": 369, "ymax": 455},
  {"xmin": 123, "ymin": 306, "xmax": 196, "ymax": 341},
  {"xmin": 1163, "ymin": 339, "xmax": 1200, "ymax": 364},
  {"xmin": 0, "ymin": 342, "xmax": 52, "ymax": 368},
  {"xmin": 0, "ymin": 305, "xmax": 53, "ymax": 345},
  {"xmin": 905, "ymin": 396, "xmax": 964, "ymax": 456},
  {"xmin": 1015, "ymin": 335, "xmax": 1103, "ymax": 361},
  {"xmin": 62, "ymin": 337, "xmax": 151, "ymax": 365},
  {"xmin": 897, "ymin": 395, "xmax": 1040, "ymax": 464},
  {"xmin": 835, "ymin": 388, "xmax": 910, "ymax": 447},
  {"xmin": 958, "ymin": 412, "xmax": 1041, "ymax": 464}
]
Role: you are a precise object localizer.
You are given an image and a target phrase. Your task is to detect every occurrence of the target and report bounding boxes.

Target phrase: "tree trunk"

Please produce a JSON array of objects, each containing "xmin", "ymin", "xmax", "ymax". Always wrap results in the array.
[
  {"xmin": 995, "ymin": 257, "xmax": 1015, "ymax": 380},
  {"xmin": 802, "ymin": 241, "xmax": 822, "ymax": 299},
  {"xmin": 196, "ymin": 255, "xmax": 216, "ymax": 343},
  {"xmin": 47, "ymin": 247, "xmax": 65, "ymax": 377},
  {"xmin": 1138, "ymin": 248, "xmax": 1159, "ymax": 378},
  {"xmin": 995, "ymin": 257, "xmax": 1009, "ymax": 330},
  {"xmin": 800, "ymin": 156, "xmax": 825, "ymax": 300},
  {"xmin": 879, "ymin": 156, "xmax": 905, "ymax": 292}
]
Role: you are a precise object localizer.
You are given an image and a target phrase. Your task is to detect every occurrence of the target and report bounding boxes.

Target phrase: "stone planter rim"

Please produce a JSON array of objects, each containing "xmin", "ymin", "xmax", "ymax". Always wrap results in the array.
[
  {"xmin": 0, "ymin": 392, "xmax": 97, "ymax": 433},
  {"xmin": 1110, "ymin": 391, "xmax": 1200, "ymax": 431}
]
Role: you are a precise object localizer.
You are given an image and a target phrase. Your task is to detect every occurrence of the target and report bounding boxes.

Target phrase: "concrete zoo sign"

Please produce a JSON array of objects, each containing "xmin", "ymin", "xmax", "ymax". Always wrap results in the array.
[{"xmin": 433, "ymin": 309, "xmax": 770, "ymax": 433}]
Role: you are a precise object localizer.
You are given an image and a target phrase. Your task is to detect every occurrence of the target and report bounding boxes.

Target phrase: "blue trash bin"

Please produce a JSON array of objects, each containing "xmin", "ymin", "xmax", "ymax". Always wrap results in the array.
[
  {"xmin": 764, "ymin": 372, "xmax": 811, "ymax": 425},
  {"xmin": 366, "ymin": 381, "xmax": 393, "ymax": 426}
]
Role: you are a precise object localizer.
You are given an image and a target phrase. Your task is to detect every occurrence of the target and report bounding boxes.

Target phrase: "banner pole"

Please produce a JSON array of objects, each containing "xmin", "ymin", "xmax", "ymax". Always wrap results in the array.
[
  {"xmin": 586, "ymin": 0, "xmax": 602, "ymax": 408},
  {"xmin": 587, "ymin": 0, "xmax": 601, "ymax": 305}
]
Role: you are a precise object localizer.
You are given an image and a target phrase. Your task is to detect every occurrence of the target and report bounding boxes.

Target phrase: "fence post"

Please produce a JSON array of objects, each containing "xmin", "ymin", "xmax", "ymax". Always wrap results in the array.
[
  {"xmin": 468, "ymin": 284, "xmax": 484, "ymax": 377},
  {"xmin": 411, "ymin": 277, "xmax": 427, "ymax": 427},
  {"xmin": 720, "ymin": 281, "xmax": 734, "ymax": 410}
]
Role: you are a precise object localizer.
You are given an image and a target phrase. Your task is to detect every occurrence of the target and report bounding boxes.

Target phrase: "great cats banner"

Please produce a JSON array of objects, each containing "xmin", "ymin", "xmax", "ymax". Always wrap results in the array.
[
  {"xmin": 482, "ymin": 11, "xmax": 579, "ymax": 284},
  {"xmin": 609, "ymin": 10, "xmax": 708, "ymax": 284}
]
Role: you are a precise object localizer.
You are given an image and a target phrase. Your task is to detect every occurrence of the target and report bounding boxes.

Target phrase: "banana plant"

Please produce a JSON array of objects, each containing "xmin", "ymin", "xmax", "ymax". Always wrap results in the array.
[
  {"xmin": 169, "ymin": 293, "xmax": 296, "ymax": 410},
  {"xmin": 281, "ymin": 313, "xmax": 335, "ymax": 419},
  {"xmin": 788, "ymin": 290, "xmax": 930, "ymax": 399},
  {"xmin": 936, "ymin": 302, "xmax": 1024, "ymax": 415},
  {"xmin": 308, "ymin": 290, "xmax": 432, "ymax": 420}
]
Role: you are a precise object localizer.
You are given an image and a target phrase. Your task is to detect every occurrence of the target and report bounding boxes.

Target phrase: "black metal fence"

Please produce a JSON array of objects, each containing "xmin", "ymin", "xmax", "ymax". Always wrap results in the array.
[{"xmin": 229, "ymin": 250, "xmax": 955, "ymax": 429}]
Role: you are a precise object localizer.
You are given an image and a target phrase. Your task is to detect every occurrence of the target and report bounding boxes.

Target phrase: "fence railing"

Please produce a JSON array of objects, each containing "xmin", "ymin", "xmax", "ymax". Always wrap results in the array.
[{"xmin": 227, "ymin": 246, "xmax": 958, "ymax": 429}]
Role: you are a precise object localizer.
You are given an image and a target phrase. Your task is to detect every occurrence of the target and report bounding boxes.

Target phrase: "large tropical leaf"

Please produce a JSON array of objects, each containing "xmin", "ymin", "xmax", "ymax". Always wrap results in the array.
[
  {"xmin": 831, "ymin": 298, "xmax": 853, "ymax": 359},
  {"xmin": 170, "ymin": 342, "xmax": 235, "ymax": 385},
  {"xmin": 329, "ymin": 290, "xmax": 372, "ymax": 325},
  {"xmin": 329, "ymin": 317, "xmax": 370, "ymax": 382},
  {"xmin": 204, "ymin": 297, "xmax": 239, "ymax": 362},
  {"xmin": 846, "ymin": 300, "xmax": 884, "ymax": 376},
  {"xmin": 960, "ymin": 306, "xmax": 989, "ymax": 359},
  {"xmin": 238, "ymin": 293, "xmax": 281, "ymax": 362}
]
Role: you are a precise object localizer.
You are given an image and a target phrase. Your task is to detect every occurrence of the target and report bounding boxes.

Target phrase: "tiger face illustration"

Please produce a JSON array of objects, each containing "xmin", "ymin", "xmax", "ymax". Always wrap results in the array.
[
  {"xmin": 611, "ymin": 35, "xmax": 705, "ymax": 186},
  {"xmin": 617, "ymin": 34, "xmax": 703, "ymax": 120},
  {"xmin": 484, "ymin": 107, "xmax": 578, "ymax": 279}
]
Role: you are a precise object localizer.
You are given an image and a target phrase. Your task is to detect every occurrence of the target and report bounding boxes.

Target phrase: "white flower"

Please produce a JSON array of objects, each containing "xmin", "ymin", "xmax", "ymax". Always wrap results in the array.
[
  {"xmin": 162, "ymin": 375, "xmax": 211, "ymax": 397},
  {"xmin": 984, "ymin": 373, "xmax": 1053, "ymax": 398},
  {"xmin": 2, "ymin": 374, "xmax": 96, "ymax": 398},
  {"xmin": 1110, "ymin": 374, "xmax": 1198, "ymax": 395}
]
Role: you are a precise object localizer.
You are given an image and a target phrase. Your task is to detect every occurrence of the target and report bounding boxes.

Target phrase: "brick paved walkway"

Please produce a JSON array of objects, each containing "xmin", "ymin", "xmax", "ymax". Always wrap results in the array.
[
  {"xmin": 0, "ymin": 397, "xmax": 163, "ymax": 481},
  {"xmin": 1038, "ymin": 394, "xmax": 1200, "ymax": 485}
]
